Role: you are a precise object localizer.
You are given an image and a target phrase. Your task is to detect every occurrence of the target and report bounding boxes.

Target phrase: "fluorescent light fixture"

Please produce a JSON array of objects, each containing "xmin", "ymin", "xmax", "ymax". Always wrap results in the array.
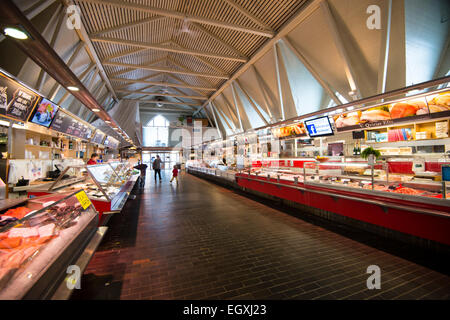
[
  {"xmin": 112, "ymin": 127, "xmax": 118, "ymax": 130},
  {"xmin": 4, "ymin": 27, "xmax": 28, "ymax": 40},
  {"xmin": 0, "ymin": 120, "xmax": 10, "ymax": 126},
  {"xmin": 67, "ymin": 86, "xmax": 79, "ymax": 91},
  {"xmin": 12, "ymin": 123, "xmax": 25, "ymax": 129},
  {"xmin": 105, "ymin": 120, "xmax": 111, "ymax": 124},
  {"xmin": 92, "ymin": 108, "xmax": 100, "ymax": 112}
]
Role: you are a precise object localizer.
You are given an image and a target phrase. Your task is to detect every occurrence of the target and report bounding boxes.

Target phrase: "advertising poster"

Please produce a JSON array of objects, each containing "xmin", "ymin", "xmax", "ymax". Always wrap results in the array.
[{"xmin": 0, "ymin": 72, "xmax": 40, "ymax": 122}]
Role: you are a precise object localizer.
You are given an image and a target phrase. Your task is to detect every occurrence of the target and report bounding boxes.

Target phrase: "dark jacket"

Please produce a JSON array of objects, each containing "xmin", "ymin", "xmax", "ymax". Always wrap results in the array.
[
  {"xmin": 152, "ymin": 158, "xmax": 162, "ymax": 170},
  {"xmin": 134, "ymin": 164, "xmax": 148, "ymax": 176}
]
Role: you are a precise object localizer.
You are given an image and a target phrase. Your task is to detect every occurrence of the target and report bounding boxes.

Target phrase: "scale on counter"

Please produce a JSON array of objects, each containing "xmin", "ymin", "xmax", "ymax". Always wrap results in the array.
[
  {"xmin": 412, "ymin": 158, "xmax": 425, "ymax": 174},
  {"xmin": 411, "ymin": 157, "xmax": 438, "ymax": 182}
]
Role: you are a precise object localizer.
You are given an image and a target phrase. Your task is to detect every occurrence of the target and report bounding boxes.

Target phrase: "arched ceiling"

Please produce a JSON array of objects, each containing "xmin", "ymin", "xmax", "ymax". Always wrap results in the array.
[{"xmin": 72, "ymin": 0, "xmax": 309, "ymax": 117}]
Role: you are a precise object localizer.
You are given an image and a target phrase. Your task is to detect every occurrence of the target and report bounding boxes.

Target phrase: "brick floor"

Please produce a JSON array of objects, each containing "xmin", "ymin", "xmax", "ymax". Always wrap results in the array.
[{"xmin": 71, "ymin": 171, "xmax": 450, "ymax": 300}]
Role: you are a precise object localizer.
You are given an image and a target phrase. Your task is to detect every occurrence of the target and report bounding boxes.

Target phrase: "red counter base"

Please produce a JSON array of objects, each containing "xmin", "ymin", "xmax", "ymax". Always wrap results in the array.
[{"xmin": 234, "ymin": 174, "xmax": 450, "ymax": 247}]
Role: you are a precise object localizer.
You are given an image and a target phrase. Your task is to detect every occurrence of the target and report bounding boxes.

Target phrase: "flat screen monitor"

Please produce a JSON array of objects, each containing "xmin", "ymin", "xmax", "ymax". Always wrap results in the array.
[
  {"xmin": 352, "ymin": 130, "xmax": 365, "ymax": 139},
  {"xmin": 304, "ymin": 116, "xmax": 334, "ymax": 137},
  {"xmin": 29, "ymin": 98, "xmax": 59, "ymax": 127}
]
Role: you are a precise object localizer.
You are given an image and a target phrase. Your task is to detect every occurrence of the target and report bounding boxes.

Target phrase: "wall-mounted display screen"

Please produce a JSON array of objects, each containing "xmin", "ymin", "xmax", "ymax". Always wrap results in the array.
[
  {"xmin": 304, "ymin": 116, "xmax": 334, "ymax": 137},
  {"xmin": 50, "ymin": 109, "xmax": 93, "ymax": 140},
  {"xmin": 352, "ymin": 130, "xmax": 365, "ymax": 139},
  {"xmin": 0, "ymin": 71, "xmax": 40, "ymax": 122},
  {"xmin": 103, "ymin": 136, "xmax": 119, "ymax": 149},
  {"xmin": 91, "ymin": 130, "xmax": 106, "ymax": 144},
  {"xmin": 29, "ymin": 98, "xmax": 59, "ymax": 127}
]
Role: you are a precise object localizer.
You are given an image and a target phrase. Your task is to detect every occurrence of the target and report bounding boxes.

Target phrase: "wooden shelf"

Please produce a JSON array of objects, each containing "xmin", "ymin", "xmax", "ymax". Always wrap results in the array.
[{"xmin": 365, "ymin": 137, "xmax": 450, "ymax": 148}]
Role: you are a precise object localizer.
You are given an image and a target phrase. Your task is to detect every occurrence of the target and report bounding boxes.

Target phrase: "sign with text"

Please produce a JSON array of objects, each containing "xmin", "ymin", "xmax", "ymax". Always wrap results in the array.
[
  {"xmin": 0, "ymin": 72, "xmax": 40, "ymax": 122},
  {"xmin": 91, "ymin": 130, "xmax": 106, "ymax": 144},
  {"xmin": 50, "ymin": 110, "xmax": 93, "ymax": 140},
  {"xmin": 75, "ymin": 190, "xmax": 92, "ymax": 209}
]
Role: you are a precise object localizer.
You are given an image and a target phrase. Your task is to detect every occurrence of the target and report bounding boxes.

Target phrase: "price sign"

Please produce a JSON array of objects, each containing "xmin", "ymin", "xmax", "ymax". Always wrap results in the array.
[{"xmin": 75, "ymin": 190, "xmax": 92, "ymax": 210}]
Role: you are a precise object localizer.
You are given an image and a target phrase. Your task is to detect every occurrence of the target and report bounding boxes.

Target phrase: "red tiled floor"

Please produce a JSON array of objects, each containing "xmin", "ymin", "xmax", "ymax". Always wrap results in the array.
[{"xmin": 71, "ymin": 170, "xmax": 450, "ymax": 300}]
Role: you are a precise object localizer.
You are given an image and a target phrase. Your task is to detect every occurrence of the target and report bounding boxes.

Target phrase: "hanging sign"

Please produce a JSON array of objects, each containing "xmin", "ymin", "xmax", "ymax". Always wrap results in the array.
[{"xmin": 0, "ymin": 72, "xmax": 40, "ymax": 122}]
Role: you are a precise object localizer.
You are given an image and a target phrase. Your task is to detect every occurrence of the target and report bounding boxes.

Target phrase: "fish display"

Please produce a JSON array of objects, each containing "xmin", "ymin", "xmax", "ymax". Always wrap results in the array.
[{"xmin": 0, "ymin": 199, "xmax": 86, "ymax": 290}]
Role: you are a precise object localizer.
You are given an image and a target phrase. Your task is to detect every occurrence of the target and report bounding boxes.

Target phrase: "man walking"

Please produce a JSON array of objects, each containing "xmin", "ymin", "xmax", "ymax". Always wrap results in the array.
[{"xmin": 152, "ymin": 155, "xmax": 162, "ymax": 182}]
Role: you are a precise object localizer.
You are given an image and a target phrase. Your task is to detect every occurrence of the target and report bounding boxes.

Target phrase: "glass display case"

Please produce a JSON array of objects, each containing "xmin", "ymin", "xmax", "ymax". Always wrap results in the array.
[
  {"xmin": 109, "ymin": 161, "xmax": 135, "ymax": 183},
  {"xmin": 0, "ymin": 190, "xmax": 98, "ymax": 299},
  {"xmin": 29, "ymin": 163, "xmax": 140, "ymax": 216},
  {"xmin": 303, "ymin": 160, "xmax": 448, "ymax": 202}
]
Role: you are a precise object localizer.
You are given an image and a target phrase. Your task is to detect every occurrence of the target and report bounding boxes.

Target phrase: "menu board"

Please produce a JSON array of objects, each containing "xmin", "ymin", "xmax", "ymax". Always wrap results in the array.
[
  {"xmin": 333, "ymin": 96, "xmax": 434, "ymax": 132},
  {"xmin": 29, "ymin": 98, "xmax": 59, "ymax": 128},
  {"xmin": 333, "ymin": 105, "xmax": 393, "ymax": 131},
  {"xmin": 91, "ymin": 130, "xmax": 106, "ymax": 144},
  {"xmin": 103, "ymin": 136, "xmax": 119, "ymax": 149},
  {"xmin": 425, "ymin": 91, "xmax": 450, "ymax": 119},
  {"xmin": 0, "ymin": 72, "xmax": 40, "ymax": 122},
  {"xmin": 304, "ymin": 116, "xmax": 334, "ymax": 137},
  {"xmin": 271, "ymin": 123, "xmax": 307, "ymax": 139},
  {"xmin": 49, "ymin": 109, "xmax": 73, "ymax": 133},
  {"xmin": 50, "ymin": 110, "xmax": 93, "ymax": 140}
]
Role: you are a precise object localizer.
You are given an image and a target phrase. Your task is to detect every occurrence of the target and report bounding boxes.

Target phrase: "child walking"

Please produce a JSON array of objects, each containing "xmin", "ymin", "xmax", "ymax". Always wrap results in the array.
[{"xmin": 170, "ymin": 165, "xmax": 179, "ymax": 183}]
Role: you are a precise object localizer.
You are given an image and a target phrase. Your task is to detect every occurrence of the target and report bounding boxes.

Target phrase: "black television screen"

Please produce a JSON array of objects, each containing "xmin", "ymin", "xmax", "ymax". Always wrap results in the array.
[
  {"xmin": 29, "ymin": 98, "xmax": 59, "ymax": 128},
  {"xmin": 304, "ymin": 116, "xmax": 334, "ymax": 137},
  {"xmin": 352, "ymin": 130, "xmax": 365, "ymax": 139}
]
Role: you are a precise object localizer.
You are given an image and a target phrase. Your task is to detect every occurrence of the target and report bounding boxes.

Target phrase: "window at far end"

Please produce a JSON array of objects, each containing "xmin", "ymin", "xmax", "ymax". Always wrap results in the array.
[
  {"xmin": 147, "ymin": 114, "xmax": 170, "ymax": 127},
  {"xmin": 144, "ymin": 115, "xmax": 169, "ymax": 147}
]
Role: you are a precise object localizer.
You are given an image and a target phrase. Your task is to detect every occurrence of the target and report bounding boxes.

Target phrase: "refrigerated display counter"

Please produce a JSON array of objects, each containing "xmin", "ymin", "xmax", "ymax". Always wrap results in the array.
[
  {"xmin": 0, "ymin": 190, "xmax": 104, "ymax": 299},
  {"xmin": 188, "ymin": 165, "xmax": 238, "ymax": 182},
  {"xmin": 236, "ymin": 159, "xmax": 450, "ymax": 246},
  {"xmin": 27, "ymin": 163, "xmax": 139, "ymax": 223}
]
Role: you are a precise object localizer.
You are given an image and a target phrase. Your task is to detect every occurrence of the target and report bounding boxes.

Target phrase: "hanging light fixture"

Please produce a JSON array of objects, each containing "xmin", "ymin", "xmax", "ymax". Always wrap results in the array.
[{"xmin": 3, "ymin": 26, "xmax": 30, "ymax": 40}]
